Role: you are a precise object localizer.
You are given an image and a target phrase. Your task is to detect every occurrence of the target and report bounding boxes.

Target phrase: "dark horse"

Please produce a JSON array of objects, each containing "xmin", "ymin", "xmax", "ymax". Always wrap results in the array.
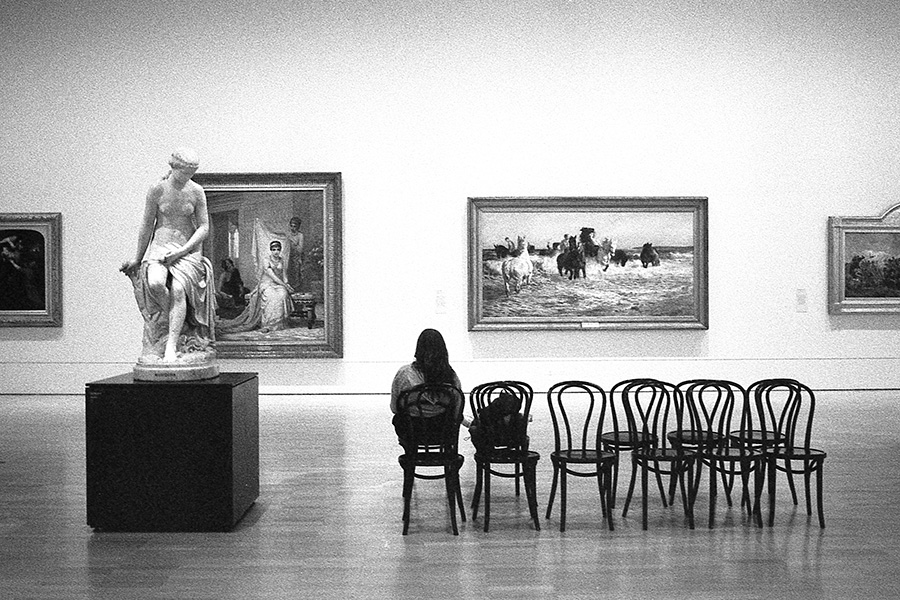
[
  {"xmin": 579, "ymin": 227, "xmax": 599, "ymax": 258},
  {"xmin": 612, "ymin": 249, "xmax": 630, "ymax": 267},
  {"xmin": 557, "ymin": 246, "xmax": 587, "ymax": 280},
  {"xmin": 640, "ymin": 242, "xmax": 660, "ymax": 267}
]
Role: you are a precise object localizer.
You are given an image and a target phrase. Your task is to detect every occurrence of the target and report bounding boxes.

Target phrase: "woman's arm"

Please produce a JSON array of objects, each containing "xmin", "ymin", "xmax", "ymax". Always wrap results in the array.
[
  {"xmin": 265, "ymin": 260, "xmax": 294, "ymax": 292},
  {"xmin": 390, "ymin": 366, "xmax": 414, "ymax": 414}
]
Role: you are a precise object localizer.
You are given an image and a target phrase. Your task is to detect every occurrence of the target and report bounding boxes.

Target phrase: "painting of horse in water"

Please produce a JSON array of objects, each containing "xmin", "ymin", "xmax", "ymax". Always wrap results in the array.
[
  {"xmin": 502, "ymin": 235, "xmax": 533, "ymax": 295},
  {"xmin": 468, "ymin": 196, "xmax": 708, "ymax": 330}
]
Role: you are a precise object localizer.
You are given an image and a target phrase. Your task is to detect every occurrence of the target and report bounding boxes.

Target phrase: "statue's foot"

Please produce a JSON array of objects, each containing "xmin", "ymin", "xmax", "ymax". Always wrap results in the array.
[{"xmin": 163, "ymin": 349, "xmax": 179, "ymax": 362}]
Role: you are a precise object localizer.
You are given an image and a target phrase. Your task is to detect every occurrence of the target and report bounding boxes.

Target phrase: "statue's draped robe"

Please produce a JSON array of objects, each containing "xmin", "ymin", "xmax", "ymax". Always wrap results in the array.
[{"xmin": 128, "ymin": 243, "xmax": 216, "ymax": 360}]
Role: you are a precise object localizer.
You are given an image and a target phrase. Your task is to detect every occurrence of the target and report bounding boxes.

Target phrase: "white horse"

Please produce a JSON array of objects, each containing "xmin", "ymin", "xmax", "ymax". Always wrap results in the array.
[
  {"xmin": 502, "ymin": 236, "xmax": 534, "ymax": 296},
  {"xmin": 598, "ymin": 237, "xmax": 615, "ymax": 272}
]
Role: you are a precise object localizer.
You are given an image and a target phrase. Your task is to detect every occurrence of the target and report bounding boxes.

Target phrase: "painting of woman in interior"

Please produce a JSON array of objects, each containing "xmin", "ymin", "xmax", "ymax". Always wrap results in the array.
[{"xmin": 218, "ymin": 227, "xmax": 295, "ymax": 334}]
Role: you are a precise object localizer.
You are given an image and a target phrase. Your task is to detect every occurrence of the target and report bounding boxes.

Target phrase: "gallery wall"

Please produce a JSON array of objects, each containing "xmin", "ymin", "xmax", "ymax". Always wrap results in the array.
[{"xmin": 2, "ymin": 0, "xmax": 900, "ymax": 395}]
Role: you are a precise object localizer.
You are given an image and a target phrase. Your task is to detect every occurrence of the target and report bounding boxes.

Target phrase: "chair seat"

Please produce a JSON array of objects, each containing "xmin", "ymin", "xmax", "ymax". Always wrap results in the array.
[
  {"xmin": 667, "ymin": 430, "xmax": 723, "ymax": 445},
  {"xmin": 552, "ymin": 449, "xmax": 616, "ymax": 463},
  {"xmin": 399, "ymin": 453, "xmax": 464, "ymax": 468},
  {"xmin": 601, "ymin": 431, "xmax": 656, "ymax": 448},
  {"xmin": 701, "ymin": 447, "xmax": 763, "ymax": 461},
  {"xmin": 732, "ymin": 430, "xmax": 784, "ymax": 446},
  {"xmin": 475, "ymin": 449, "xmax": 540, "ymax": 464},
  {"xmin": 634, "ymin": 447, "xmax": 696, "ymax": 461},
  {"xmin": 765, "ymin": 447, "xmax": 827, "ymax": 460}
]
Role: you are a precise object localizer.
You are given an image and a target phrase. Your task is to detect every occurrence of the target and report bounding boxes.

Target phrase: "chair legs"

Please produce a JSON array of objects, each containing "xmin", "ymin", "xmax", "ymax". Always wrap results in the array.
[
  {"xmin": 547, "ymin": 457, "xmax": 614, "ymax": 532},
  {"xmin": 816, "ymin": 462, "xmax": 825, "ymax": 528},
  {"xmin": 546, "ymin": 462, "xmax": 559, "ymax": 520},
  {"xmin": 768, "ymin": 455, "xmax": 825, "ymax": 529},
  {"xmin": 444, "ymin": 465, "xmax": 460, "ymax": 535},
  {"xmin": 483, "ymin": 462, "xmax": 491, "ymax": 532},
  {"xmin": 626, "ymin": 455, "xmax": 695, "ymax": 530},
  {"xmin": 402, "ymin": 466, "xmax": 414, "ymax": 535},
  {"xmin": 471, "ymin": 462, "xmax": 483, "ymax": 520},
  {"xmin": 525, "ymin": 461, "xmax": 541, "ymax": 531},
  {"xmin": 401, "ymin": 459, "xmax": 465, "ymax": 535},
  {"xmin": 472, "ymin": 456, "xmax": 540, "ymax": 532},
  {"xmin": 599, "ymin": 466, "xmax": 614, "ymax": 531}
]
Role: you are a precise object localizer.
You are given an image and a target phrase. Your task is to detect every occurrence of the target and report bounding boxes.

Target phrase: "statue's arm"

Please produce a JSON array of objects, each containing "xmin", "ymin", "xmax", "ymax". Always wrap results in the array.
[
  {"xmin": 185, "ymin": 185, "xmax": 210, "ymax": 252},
  {"xmin": 121, "ymin": 185, "xmax": 160, "ymax": 274}
]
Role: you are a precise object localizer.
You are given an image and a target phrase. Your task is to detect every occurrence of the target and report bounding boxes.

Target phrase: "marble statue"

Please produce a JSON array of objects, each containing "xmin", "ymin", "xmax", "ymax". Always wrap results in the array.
[{"xmin": 120, "ymin": 148, "xmax": 218, "ymax": 380}]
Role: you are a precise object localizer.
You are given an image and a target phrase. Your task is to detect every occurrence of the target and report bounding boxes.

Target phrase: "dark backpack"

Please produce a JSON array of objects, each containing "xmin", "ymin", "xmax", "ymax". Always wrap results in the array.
[{"xmin": 470, "ymin": 392, "xmax": 528, "ymax": 452}]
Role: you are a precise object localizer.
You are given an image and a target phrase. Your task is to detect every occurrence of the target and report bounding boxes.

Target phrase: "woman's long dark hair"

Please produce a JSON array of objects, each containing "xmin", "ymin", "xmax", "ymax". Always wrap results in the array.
[{"xmin": 413, "ymin": 328, "xmax": 456, "ymax": 385}]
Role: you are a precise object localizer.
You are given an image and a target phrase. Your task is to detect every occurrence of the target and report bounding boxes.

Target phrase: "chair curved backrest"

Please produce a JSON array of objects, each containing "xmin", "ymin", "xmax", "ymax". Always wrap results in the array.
[
  {"xmin": 605, "ymin": 378, "xmax": 665, "ymax": 449},
  {"xmin": 546, "ymin": 380, "xmax": 607, "ymax": 455},
  {"xmin": 469, "ymin": 380, "xmax": 533, "ymax": 451},
  {"xmin": 676, "ymin": 379, "xmax": 747, "ymax": 450},
  {"xmin": 396, "ymin": 383, "xmax": 465, "ymax": 453},
  {"xmin": 747, "ymin": 378, "xmax": 816, "ymax": 450},
  {"xmin": 617, "ymin": 379, "xmax": 684, "ymax": 449}
]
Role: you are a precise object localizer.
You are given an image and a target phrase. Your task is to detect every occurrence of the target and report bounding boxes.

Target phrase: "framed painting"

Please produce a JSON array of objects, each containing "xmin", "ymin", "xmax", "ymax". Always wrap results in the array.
[
  {"xmin": 0, "ymin": 212, "xmax": 62, "ymax": 327},
  {"xmin": 828, "ymin": 202, "xmax": 900, "ymax": 314},
  {"xmin": 468, "ymin": 197, "xmax": 708, "ymax": 330},
  {"xmin": 194, "ymin": 172, "xmax": 343, "ymax": 357}
]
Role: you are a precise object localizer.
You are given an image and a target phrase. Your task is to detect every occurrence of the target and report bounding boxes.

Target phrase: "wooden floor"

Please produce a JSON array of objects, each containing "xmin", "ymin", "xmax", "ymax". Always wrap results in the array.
[{"xmin": 1, "ymin": 389, "xmax": 899, "ymax": 599}]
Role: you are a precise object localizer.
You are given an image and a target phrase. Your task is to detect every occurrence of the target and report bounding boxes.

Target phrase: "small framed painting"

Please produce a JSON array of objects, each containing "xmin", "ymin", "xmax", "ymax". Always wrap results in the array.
[
  {"xmin": 194, "ymin": 172, "xmax": 343, "ymax": 358},
  {"xmin": 467, "ymin": 197, "xmax": 708, "ymax": 331},
  {"xmin": 828, "ymin": 202, "xmax": 900, "ymax": 314},
  {"xmin": 0, "ymin": 212, "xmax": 63, "ymax": 327}
]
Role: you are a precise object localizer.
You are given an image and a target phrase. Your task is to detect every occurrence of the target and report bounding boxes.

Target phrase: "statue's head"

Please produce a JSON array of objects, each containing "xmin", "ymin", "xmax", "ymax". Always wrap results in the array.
[
  {"xmin": 169, "ymin": 147, "xmax": 200, "ymax": 172},
  {"xmin": 269, "ymin": 240, "xmax": 282, "ymax": 253}
]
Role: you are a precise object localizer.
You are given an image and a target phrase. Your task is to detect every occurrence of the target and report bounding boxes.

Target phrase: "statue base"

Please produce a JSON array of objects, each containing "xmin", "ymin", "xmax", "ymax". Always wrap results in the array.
[{"xmin": 133, "ymin": 362, "xmax": 220, "ymax": 382}]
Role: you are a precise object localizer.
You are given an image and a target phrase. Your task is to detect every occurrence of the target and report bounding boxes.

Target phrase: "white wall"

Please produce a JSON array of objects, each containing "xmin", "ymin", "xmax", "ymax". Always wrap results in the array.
[{"xmin": 2, "ymin": 0, "xmax": 900, "ymax": 394}]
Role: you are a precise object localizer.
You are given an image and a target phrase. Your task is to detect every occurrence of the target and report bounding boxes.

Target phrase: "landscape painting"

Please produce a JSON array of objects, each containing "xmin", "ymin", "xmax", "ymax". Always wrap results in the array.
[
  {"xmin": 828, "ymin": 202, "xmax": 900, "ymax": 314},
  {"xmin": 468, "ymin": 197, "xmax": 708, "ymax": 330}
]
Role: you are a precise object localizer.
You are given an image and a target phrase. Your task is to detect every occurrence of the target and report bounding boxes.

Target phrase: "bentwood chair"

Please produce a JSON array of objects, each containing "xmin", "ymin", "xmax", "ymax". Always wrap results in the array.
[
  {"xmin": 395, "ymin": 383, "xmax": 467, "ymax": 535},
  {"xmin": 749, "ymin": 379, "xmax": 827, "ymax": 528},
  {"xmin": 620, "ymin": 379, "xmax": 697, "ymax": 530},
  {"xmin": 679, "ymin": 379, "xmax": 764, "ymax": 528},
  {"xmin": 669, "ymin": 379, "xmax": 731, "ymax": 504},
  {"xmin": 545, "ymin": 381, "xmax": 616, "ymax": 532},
  {"xmin": 603, "ymin": 379, "xmax": 661, "ymax": 509},
  {"xmin": 468, "ymin": 380, "xmax": 540, "ymax": 532}
]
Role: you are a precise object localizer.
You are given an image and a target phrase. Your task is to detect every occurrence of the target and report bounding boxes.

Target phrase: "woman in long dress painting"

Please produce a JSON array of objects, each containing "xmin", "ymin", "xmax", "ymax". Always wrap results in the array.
[{"xmin": 218, "ymin": 236, "xmax": 294, "ymax": 334}]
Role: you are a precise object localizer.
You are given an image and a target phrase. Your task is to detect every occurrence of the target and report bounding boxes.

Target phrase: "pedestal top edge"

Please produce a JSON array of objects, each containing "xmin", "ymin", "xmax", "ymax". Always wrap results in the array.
[{"xmin": 86, "ymin": 372, "xmax": 259, "ymax": 387}]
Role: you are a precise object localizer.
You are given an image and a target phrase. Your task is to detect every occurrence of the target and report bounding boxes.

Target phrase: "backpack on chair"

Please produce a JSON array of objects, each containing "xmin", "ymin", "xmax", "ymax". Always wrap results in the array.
[{"xmin": 469, "ymin": 392, "xmax": 528, "ymax": 452}]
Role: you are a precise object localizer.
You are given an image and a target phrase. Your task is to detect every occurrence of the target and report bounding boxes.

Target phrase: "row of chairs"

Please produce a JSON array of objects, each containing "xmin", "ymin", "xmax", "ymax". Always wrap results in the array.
[{"xmin": 395, "ymin": 378, "xmax": 827, "ymax": 535}]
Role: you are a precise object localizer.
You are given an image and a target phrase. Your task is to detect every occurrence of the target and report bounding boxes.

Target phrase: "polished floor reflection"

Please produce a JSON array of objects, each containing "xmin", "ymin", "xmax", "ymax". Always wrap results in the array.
[{"xmin": 0, "ymin": 390, "xmax": 898, "ymax": 599}]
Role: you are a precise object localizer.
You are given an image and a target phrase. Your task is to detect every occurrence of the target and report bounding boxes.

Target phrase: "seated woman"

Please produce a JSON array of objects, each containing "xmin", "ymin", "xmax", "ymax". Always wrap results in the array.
[
  {"xmin": 217, "ymin": 240, "xmax": 294, "ymax": 334},
  {"xmin": 391, "ymin": 329, "xmax": 472, "ymax": 446},
  {"xmin": 216, "ymin": 258, "xmax": 246, "ymax": 308}
]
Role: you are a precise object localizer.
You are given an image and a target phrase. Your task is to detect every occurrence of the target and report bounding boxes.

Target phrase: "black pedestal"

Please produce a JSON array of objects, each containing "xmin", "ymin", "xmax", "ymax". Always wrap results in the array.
[{"xmin": 85, "ymin": 372, "xmax": 259, "ymax": 532}]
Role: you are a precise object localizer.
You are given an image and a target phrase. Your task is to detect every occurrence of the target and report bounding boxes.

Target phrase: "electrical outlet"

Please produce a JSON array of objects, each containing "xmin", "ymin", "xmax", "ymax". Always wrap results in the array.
[{"xmin": 796, "ymin": 288, "xmax": 808, "ymax": 313}]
